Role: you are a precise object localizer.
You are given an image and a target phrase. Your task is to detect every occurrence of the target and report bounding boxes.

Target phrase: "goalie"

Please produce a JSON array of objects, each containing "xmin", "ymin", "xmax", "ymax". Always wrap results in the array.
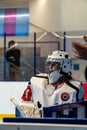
[{"xmin": 21, "ymin": 50, "xmax": 84, "ymax": 117}]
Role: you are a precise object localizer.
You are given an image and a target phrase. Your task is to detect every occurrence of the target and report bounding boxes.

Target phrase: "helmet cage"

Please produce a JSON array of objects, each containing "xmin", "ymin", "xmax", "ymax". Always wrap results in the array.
[
  {"xmin": 45, "ymin": 61, "xmax": 61, "ymax": 73},
  {"xmin": 45, "ymin": 50, "xmax": 72, "ymax": 74}
]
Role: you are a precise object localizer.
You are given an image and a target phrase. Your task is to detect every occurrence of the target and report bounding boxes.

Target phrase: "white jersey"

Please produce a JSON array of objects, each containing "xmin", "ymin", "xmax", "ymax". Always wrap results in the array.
[{"xmin": 30, "ymin": 75, "xmax": 84, "ymax": 108}]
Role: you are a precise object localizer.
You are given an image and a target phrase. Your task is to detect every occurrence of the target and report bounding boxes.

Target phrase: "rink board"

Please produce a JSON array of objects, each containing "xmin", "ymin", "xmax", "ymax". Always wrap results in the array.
[
  {"xmin": 2, "ymin": 100, "xmax": 87, "ymax": 129},
  {"xmin": 1, "ymin": 119, "xmax": 87, "ymax": 130},
  {"xmin": 3, "ymin": 117, "xmax": 87, "ymax": 125}
]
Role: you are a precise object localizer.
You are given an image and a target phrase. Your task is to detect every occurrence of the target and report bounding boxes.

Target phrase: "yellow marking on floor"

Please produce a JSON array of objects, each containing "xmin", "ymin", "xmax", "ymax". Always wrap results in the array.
[{"xmin": 0, "ymin": 114, "xmax": 15, "ymax": 120}]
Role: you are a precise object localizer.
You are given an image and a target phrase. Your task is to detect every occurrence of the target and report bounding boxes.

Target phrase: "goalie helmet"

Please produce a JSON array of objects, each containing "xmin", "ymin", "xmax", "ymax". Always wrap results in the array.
[{"xmin": 45, "ymin": 50, "xmax": 72, "ymax": 84}]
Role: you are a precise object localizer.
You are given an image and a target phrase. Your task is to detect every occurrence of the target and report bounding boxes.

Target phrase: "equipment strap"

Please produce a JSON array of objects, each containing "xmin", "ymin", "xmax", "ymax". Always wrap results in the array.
[{"xmin": 66, "ymin": 81, "xmax": 79, "ymax": 101}]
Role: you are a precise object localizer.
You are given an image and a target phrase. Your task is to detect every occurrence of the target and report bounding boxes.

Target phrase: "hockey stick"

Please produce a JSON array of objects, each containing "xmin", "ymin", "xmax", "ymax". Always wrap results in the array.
[
  {"xmin": 10, "ymin": 98, "xmax": 24, "ymax": 117},
  {"xmin": 10, "ymin": 98, "xmax": 18, "ymax": 106}
]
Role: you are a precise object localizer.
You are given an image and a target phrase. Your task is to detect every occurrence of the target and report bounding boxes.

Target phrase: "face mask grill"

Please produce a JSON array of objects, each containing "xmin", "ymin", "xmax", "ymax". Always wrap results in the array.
[{"xmin": 45, "ymin": 62, "xmax": 60, "ymax": 74}]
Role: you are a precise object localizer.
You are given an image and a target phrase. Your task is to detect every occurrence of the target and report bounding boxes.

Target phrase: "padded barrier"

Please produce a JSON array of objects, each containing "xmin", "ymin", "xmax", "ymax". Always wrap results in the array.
[
  {"xmin": 3, "ymin": 117, "xmax": 87, "ymax": 125},
  {"xmin": 43, "ymin": 100, "xmax": 87, "ymax": 118}
]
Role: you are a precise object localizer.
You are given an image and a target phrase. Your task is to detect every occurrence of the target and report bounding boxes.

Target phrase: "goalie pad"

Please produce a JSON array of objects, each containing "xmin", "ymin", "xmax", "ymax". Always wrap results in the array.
[{"xmin": 17, "ymin": 101, "xmax": 41, "ymax": 118}]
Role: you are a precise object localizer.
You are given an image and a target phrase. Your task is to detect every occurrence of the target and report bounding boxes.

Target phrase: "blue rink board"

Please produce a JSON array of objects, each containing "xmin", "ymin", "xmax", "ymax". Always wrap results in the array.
[{"xmin": 3, "ymin": 118, "xmax": 87, "ymax": 125}]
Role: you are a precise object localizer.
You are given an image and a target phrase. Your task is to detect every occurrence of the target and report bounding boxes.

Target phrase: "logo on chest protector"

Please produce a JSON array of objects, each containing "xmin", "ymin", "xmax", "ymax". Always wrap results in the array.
[{"xmin": 61, "ymin": 92, "xmax": 70, "ymax": 101}]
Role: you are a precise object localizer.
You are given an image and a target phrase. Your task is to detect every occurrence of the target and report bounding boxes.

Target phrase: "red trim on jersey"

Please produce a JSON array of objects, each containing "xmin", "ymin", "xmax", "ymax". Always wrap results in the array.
[{"xmin": 21, "ymin": 85, "xmax": 32, "ymax": 101}]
